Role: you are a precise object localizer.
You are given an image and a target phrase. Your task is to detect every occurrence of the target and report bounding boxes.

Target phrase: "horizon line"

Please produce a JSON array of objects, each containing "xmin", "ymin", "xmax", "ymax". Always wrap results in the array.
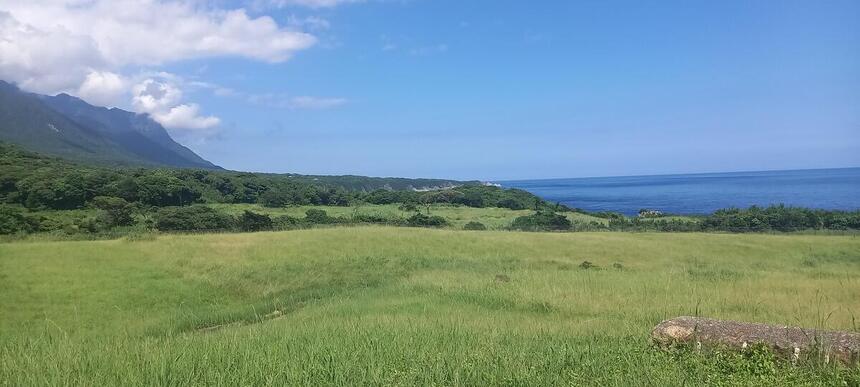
[{"xmin": 495, "ymin": 165, "xmax": 860, "ymax": 184}]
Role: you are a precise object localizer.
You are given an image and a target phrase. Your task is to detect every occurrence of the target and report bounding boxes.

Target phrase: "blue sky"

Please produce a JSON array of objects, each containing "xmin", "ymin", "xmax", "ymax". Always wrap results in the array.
[{"xmin": 3, "ymin": 0, "xmax": 858, "ymax": 180}]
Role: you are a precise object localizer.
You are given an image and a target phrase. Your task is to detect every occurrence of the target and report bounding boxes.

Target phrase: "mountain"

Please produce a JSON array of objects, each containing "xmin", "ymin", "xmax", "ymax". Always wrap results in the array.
[{"xmin": 0, "ymin": 80, "xmax": 219, "ymax": 169}]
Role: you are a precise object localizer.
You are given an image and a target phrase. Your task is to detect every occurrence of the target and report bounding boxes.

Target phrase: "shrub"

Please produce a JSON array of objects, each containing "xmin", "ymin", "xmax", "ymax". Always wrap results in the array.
[
  {"xmin": 406, "ymin": 213, "xmax": 448, "ymax": 227},
  {"xmin": 352, "ymin": 213, "xmax": 402, "ymax": 225},
  {"xmin": 463, "ymin": 221, "xmax": 487, "ymax": 231},
  {"xmin": 91, "ymin": 196, "xmax": 135, "ymax": 227},
  {"xmin": 304, "ymin": 209, "xmax": 334, "ymax": 224},
  {"xmin": 154, "ymin": 206, "xmax": 234, "ymax": 232},
  {"xmin": 238, "ymin": 210, "xmax": 273, "ymax": 232},
  {"xmin": 0, "ymin": 205, "xmax": 40, "ymax": 234},
  {"xmin": 273, "ymin": 215, "xmax": 302, "ymax": 230},
  {"xmin": 510, "ymin": 211, "xmax": 571, "ymax": 231}
]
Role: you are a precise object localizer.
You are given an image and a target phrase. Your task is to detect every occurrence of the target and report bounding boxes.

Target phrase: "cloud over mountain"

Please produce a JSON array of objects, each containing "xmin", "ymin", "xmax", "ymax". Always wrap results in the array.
[{"xmin": 0, "ymin": 0, "xmax": 318, "ymax": 133}]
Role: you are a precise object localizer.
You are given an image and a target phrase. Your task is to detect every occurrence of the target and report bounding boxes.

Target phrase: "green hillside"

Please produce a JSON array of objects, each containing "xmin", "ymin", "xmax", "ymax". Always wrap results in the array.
[{"xmin": 0, "ymin": 80, "xmax": 218, "ymax": 169}]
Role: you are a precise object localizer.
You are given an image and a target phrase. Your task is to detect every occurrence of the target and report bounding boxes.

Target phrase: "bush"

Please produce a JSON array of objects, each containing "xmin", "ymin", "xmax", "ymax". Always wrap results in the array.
[
  {"xmin": 0, "ymin": 205, "xmax": 40, "ymax": 234},
  {"xmin": 273, "ymin": 215, "xmax": 302, "ymax": 230},
  {"xmin": 406, "ymin": 213, "xmax": 448, "ymax": 227},
  {"xmin": 91, "ymin": 196, "xmax": 135, "ymax": 227},
  {"xmin": 304, "ymin": 209, "xmax": 335, "ymax": 224},
  {"xmin": 510, "ymin": 211, "xmax": 571, "ymax": 231},
  {"xmin": 154, "ymin": 206, "xmax": 234, "ymax": 232},
  {"xmin": 352, "ymin": 213, "xmax": 402, "ymax": 225},
  {"xmin": 463, "ymin": 221, "xmax": 487, "ymax": 231},
  {"xmin": 238, "ymin": 210, "xmax": 273, "ymax": 232}
]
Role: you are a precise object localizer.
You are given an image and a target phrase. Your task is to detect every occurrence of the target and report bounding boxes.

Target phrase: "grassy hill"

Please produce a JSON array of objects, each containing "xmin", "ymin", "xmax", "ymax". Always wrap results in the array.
[{"xmin": 2, "ymin": 227, "xmax": 859, "ymax": 385}]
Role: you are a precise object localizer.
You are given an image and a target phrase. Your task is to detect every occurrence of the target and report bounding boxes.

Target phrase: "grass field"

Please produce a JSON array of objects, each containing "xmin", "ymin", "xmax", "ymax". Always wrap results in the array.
[{"xmin": 2, "ymin": 228, "xmax": 859, "ymax": 385}]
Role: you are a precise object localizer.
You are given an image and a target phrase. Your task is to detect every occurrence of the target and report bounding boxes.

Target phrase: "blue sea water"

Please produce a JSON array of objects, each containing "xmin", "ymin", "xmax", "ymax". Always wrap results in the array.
[{"xmin": 499, "ymin": 168, "xmax": 860, "ymax": 216}]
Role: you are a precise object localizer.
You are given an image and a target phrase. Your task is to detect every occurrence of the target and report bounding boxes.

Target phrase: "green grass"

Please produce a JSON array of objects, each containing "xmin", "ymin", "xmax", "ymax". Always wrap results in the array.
[{"xmin": 2, "ymin": 228, "xmax": 859, "ymax": 385}]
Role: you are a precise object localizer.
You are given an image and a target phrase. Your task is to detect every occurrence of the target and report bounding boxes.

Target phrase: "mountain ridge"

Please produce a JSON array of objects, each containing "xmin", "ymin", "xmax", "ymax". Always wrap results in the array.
[{"xmin": 0, "ymin": 80, "xmax": 220, "ymax": 169}]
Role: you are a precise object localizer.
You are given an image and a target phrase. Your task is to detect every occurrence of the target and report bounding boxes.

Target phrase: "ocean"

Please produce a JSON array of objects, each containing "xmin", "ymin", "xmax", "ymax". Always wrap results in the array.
[{"xmin": 499, "ymin": 168, "xmax": 860, "ymax": 216}]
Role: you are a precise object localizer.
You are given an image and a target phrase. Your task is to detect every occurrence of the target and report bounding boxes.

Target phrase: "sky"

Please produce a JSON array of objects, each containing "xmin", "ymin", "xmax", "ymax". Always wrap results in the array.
[{"xmin": 1, "ymin": 0, "xmax": 858, "ymax": 180}]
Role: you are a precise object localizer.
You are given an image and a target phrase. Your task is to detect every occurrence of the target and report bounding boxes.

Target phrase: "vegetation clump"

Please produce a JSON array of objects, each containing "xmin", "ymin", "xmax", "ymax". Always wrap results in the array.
[
  {"xmin": 154, "ymin": 206, "xmax": 234, "ymax": 232},
  {"xmin": 510, "ymin": 211, "xmax": 572, "ymax": 231},
  {"xmin": 406, "ymin": 213, "xmax": 448, "ymax": 227},
  {"xmin": 0, "ymin": 205, "xmax": 40, "ymax": 234},
  {"xmin": 579, "ymin": 261, "xmax": 597, "ymax": 270},
  {"xmin": 91, "ymin": 196, "xmax": 136, "ymax": 228},
  {"xmin": 238, "ymin": 210, "xmax": 273, "ymax": 232},
  {"xmin": 304, "ymin": 209, "xmax": 337, "ymax": 224},
  {"xmin": 463, "ymin": 221, "xmax": 487, "ymax": 231}
]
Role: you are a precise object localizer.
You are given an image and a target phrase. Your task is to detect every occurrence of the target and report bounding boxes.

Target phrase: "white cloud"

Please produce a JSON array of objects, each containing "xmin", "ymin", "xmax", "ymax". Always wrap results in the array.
[
  {"xmin": 194, "ymin": 82, "xmax": 346, "ymax": 110},
  {"xmin": 132, "ymin": 78, "xmax": 220, "ymax": 135},
  {"xmin": 0, "ymin": 0, "xmax": 320, "ymax": 134},
  {"xmin": 0, "ymin": 10, "xmax": 104, "ymax": 94},
  {"xmin": 287, "ymin": 96, "xmax": 348, "ymax": 109},
  {"xmin": 260, "ymin": 0, "xmax": 365, "ymax": 9},
  {"xmin": 287, "ymin": 15, "xmax": 331, "ymax": 30},
  {"xmin": 0, "ymin": 1, "xmax": 316, "ymax": 72},
  {"xmin": 151, "ymin": 103, "xmax": 221, "ymax": 131},
  {"xmin": 132, "ymin": 79, "xmax": 184, "ymax": 114},
  {"xmin": 77, "ymin": 71, "xmax": 128, "ymax": 107}
]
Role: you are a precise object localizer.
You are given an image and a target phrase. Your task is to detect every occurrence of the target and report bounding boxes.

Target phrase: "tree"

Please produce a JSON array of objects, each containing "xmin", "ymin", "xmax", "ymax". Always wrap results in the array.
[
  {"xmin": 304, "ymin": 209, "xmax": 333, "ymax": 224},
  {"xmin": 238, "ymin": 210, "xmax": 273, "ymax": 232},
  {"xmin": 91, "ymin": 196, "xmax": 135, "ymax": 227},
  {"xmin": 137, "ymin": 172, "xmax": 201, "ymax": 206}
]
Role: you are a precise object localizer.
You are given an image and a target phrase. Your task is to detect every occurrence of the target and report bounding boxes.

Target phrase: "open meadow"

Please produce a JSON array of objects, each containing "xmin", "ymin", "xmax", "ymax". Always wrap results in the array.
[{"xmin": 2, "ymin": 227, "xmax": 859, "ymax": 385}]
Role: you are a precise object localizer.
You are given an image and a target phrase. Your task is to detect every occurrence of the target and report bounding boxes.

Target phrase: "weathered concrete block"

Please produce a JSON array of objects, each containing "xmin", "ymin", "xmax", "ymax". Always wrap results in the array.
[{"xmin": 652, "ymin": 316, "xmax": 860, "ymax": 366}]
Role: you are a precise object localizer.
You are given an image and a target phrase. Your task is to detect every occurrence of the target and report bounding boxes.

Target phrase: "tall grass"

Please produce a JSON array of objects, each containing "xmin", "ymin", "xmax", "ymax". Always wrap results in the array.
[{"xmin": 1, "ymin": 228, "xmax": 859, "ymax": 385}]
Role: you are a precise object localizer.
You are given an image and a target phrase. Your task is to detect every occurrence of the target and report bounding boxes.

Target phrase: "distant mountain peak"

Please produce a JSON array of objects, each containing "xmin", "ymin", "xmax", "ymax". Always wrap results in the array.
[{"xmin": 0, "ymin": 79, "xmax": 220, "ymax": 169}]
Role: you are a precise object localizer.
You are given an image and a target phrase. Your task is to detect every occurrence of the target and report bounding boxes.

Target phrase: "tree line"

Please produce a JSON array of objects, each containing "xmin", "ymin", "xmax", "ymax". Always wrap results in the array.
[
  {"xmin": 0, "ymin": 143, "xmax": 562, "ymax": 235},
  {"xmin": 508, "ymin": 206, "xmax": 860, "ymax": 232}
]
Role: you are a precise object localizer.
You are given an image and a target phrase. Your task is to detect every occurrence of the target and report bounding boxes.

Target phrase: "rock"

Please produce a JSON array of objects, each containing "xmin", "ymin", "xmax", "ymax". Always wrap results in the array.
[{"xmin": 652, "ymin": 316, "xmax": 860, "ymax": 366}]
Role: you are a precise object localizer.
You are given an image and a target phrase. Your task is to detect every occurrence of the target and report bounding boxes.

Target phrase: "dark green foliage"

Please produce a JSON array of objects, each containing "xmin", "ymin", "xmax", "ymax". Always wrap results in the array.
[
  {"xmin": 238, "ymin": 211, "xmax": 273, "ymax": 232},
  {"xmin": 700, "ymin": 205, "xmax": 860, "ymax": 232},
  {"xmin": 137, "ymin": 172, "xmax": 202, "ymax": 206},
  {"xmin": 605, "ymin": 205, "xmax": 860, "ymax": 232},
  {"xmin": 510, "ymin": 211, "xmax": 572, "ymax": 231},
  {"xmin": 406, "ymin": 213, "xmax": 448, "ymax": 227},
  {"xmin": 0, "ymin": 205, "xmax": 40, "ymax": 234},
  {"xmin": 463, "ymin": 221, "xmax": 487, "ymax": 231},
  {"xmin": 352, "ymin": 213, "xmax": 404, "ymax": 226},
  {"xmin": 91, "ymin": 196, "xmax": 135, "ymax": 227},
  {"xmin": 273, "ymin": 215, "xmax": 302, "ymax": 230},
  {"xmin": 607, "ymin": 217, "xmax": 701, "ymax": 232},
  {"xmin": 304, "ymin": 209, "xmax": 335, "ymax": 224},
  {"xmin": 154, "ymin": 206, "xmax": 234, "ymax": 232}
]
